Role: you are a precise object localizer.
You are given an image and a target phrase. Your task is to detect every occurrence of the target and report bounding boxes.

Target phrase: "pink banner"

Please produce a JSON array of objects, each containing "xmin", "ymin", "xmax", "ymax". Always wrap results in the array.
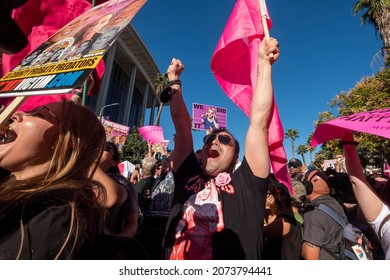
[
  {"xmin": 138, "ymin": 125, "xmax": 165, "ymax": 144},
  {"xmin": 312, "ymin": 108, "xmax": 390, "ymax": 147}
]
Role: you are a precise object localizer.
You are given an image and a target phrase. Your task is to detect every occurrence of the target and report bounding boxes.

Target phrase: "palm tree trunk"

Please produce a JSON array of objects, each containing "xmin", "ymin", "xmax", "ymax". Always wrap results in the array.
[
  {"xmin": 154, "ymin": 102, "xmax": 163, "ymax": 126},
  {"xmin": 301, "ymin": 154, "xmax": 306, "ymax": 166},
  {"xmin": 291, "ymin": 140, "xmax": 295, "ymax": 159}
]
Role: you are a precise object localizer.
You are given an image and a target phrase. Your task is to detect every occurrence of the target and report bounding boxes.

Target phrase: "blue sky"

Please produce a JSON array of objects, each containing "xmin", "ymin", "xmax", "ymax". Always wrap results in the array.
[{"xmin": 131, "ymin": 0, "xmax": 383, "ymax": 162}]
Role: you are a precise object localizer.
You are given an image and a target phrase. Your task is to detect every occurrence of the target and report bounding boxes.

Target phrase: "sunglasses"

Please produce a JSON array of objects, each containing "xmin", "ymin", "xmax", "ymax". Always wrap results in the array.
[
  {"xmin": 26, "ymin": 106, "xmax": 61, "ymax": 125},
  {"xmin": 203, "ymin": 133, "xmax": 232, "ymax": 145}
]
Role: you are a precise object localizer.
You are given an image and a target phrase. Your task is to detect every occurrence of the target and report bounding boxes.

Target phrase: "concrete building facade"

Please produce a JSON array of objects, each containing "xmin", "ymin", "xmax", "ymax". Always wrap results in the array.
[{"xmin": 87, "ymin": 23, "xmax": 162, "ymax": 129}]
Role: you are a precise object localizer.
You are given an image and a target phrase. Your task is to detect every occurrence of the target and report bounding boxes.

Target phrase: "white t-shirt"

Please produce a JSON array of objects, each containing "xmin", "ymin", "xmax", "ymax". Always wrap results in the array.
[{"xmin": 369, "ymin": 203, "xmax": 390, "ymax": 259}]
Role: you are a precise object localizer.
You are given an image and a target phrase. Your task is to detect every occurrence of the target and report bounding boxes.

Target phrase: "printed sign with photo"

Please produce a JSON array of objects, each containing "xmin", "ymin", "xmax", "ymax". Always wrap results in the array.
[
  {"xmin": 102, "ymin": 119, "xmax": 130, "ymax": 146},
  {"xmin": 0, "ymin": 0, "xmax": 146, "ymax": 98},
  {"xmin": 192, "ymin": 102, "xmax": 227, "ymax": 132}
]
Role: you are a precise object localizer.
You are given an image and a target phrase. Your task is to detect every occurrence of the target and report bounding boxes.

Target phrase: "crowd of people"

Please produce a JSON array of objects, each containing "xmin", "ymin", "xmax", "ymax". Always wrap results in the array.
[{"xmin": 0, "ymin": 35, "xmax": 389, "ymax": 260}]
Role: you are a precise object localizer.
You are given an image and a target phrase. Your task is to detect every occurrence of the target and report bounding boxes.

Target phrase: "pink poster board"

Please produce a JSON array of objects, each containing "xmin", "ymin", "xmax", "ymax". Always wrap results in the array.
[{"xmin": 138, "ymin": 125, "xmax": 164, "ymax": 144}]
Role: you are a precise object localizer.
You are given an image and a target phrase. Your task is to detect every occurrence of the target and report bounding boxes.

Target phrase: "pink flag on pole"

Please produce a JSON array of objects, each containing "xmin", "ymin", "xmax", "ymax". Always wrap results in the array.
[{"xmin": 210, "ymin": 0, "xmax": 292, "ymax": 192}]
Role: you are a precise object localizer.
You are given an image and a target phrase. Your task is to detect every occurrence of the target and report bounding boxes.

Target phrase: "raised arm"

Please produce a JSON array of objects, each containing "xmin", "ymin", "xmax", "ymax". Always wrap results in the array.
[
  {"xmin": 343, "ymin": 132, "xmax": 384, "ymax": 222},
  {"xmin": 166, "ymin": 58, "xmax": 193, "ymax": 171},
  {"xmin": 245, "ymin": 38, "xmax": 280, "ymax": 178}
]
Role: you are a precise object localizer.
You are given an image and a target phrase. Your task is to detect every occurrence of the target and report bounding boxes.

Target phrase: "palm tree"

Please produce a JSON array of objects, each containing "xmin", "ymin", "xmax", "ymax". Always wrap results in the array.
[
  {"xmin": 353, "ymin": 1, "xmax": 390, "ymax": 64},
  {"xmin": 307, "ymin": 133, "xmax": 316, "ymax": 165},
  {"xmin": 153, "ymin": 73, "xmax": 169, "ymax": 126},
  {"xmin": 284, "ymin": 128, "xmax": 299, "ymax": 159},
  {"xmin": 296, "ymin": 144, "xmax": 308, "ymax": 166}
]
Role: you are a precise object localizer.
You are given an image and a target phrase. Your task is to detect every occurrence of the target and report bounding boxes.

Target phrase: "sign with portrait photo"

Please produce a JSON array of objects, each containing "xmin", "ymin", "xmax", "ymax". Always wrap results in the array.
[
  {"xmin": 192, "ymin": 102, "xmax": 227, "ymax": 132},
  {"xmin": 0, "ymin": 0, "xmax": 146, "ymax": 97}
]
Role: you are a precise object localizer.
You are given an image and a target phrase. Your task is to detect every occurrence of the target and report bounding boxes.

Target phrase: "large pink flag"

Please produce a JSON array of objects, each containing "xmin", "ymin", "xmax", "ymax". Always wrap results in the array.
[{"xmin": 210, "ymin": 0, "xmax": 292, "ymax": 192}]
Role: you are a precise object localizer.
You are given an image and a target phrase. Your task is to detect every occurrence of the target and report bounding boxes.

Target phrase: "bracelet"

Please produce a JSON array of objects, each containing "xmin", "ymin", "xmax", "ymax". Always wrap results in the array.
[
  {"xmin": 159, "ymin": 80, "xmax": 182, "ymax": 103},
  {"xmin": 341, "ymin": 140, "xmax": 359, "ymax": 147},
  {"xmin": 167, "ymin": 79, "xmax": 181, "ymax": 87}
]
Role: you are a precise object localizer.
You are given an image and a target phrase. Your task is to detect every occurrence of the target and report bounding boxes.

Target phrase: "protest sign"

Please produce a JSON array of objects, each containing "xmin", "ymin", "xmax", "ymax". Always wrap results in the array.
[
  {"xmin": 0, "ymin": 0, "xmax": 146, "ymax": 98},
  {"xmin": 138, "ymin": 125, "xmax": 165, "ymax": 144},
  {"xmin": 102, "ymin": 119, "xmax": 130, "ymax": 137},
  {"xmin": 192, "ymin": 102, "xmax": 227, "ymax": 132}
]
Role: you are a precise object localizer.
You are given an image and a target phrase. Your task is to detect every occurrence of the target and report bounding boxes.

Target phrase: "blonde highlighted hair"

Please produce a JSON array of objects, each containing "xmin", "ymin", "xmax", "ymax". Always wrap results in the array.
[{"xmin": 0, "ymin": 99, "xmax": 106, "ymax": 259}]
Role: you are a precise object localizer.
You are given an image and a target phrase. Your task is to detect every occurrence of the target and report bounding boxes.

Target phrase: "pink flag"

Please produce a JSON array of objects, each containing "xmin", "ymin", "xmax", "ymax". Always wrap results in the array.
[{"xmin": 210, "ymin": 0, "xmax": 292, "ymax": 192}]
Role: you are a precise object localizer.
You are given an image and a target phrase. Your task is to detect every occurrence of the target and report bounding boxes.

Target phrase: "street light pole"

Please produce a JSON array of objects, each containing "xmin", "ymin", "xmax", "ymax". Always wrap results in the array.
[{"xmin": 99, "ymin": 103, "xmax": 120, "ymax": 123}]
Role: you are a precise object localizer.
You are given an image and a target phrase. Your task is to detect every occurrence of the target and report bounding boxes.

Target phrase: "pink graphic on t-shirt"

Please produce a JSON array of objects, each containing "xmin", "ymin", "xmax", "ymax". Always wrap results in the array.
[{"xmin": 170, "ymin": 179, "xmax": 224, "ymax": 260}]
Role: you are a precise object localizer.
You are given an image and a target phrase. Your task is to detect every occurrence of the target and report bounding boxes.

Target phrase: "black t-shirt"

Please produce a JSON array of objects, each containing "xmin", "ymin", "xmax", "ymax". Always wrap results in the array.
[
  {"xmin": 164, "ymin": 152, "xmax": 268, "ymax": 259},
  {"xmin": 263, "ymin": 213, "xmax": 303, "ymax": 260},
  {"xmin": 0, "ymin": 194, "xmax": 98, "ymax": 259},
  {"xmin": 105, "ymin": 173, "xmax": 138, "ymax": 234}
]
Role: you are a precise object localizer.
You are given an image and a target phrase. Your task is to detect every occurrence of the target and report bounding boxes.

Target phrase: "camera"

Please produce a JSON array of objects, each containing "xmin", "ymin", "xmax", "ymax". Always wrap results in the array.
[{"xmin": 292, "ymin": 195, "xmax": 314, "ymax": 214}]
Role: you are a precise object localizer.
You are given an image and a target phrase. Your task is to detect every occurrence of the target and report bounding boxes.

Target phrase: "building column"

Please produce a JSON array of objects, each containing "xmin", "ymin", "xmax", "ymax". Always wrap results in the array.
[
  {"xmin": 140, "ymin": 82, "xmax": 149, "ymax": 125},
  {"xmin": 122, "ymin": 63, "xmax": 137, "ymax": 125},
  {"xmin": 95, "ymin": 43, "xmax": 117, "ymax": 115},
  {"xmin": 149, "ymin": 95, "xmax": 156, "ymax": 125}
]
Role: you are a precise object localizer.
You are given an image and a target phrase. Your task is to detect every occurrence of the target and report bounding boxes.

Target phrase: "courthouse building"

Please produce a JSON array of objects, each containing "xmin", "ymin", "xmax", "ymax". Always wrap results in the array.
[{"xmin": 87, "ymin": 23, "xmax": 162, "ymax": 129}]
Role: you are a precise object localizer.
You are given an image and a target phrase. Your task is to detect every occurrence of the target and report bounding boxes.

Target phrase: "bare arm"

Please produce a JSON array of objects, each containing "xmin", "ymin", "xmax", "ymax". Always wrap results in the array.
[
  {"xmin": 301, "ymin": 241, "xmax": 320, "ymax": 260},
  {"xmin": 343, "ymin": 132, "xmax": 384, "ymax": 222},
  {"xmin": 245, "ymin": 38, "xmax": 280, "ymax": 178},
  {"xmin": 129, "ymin": 168, "xmax": 140, "ymax": 184},
  {"xmin": 93, "ymin": 166, "xmax": 126, "ymax": 208},
  {"xmin": 167, "ymin": 58, "xmax": 193, "ymax": 171}
]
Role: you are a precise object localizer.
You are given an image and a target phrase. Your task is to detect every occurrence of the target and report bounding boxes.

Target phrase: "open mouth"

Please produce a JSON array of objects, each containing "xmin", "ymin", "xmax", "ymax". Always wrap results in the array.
[
  {"xmin": 208, "ymin": 148, "xmax": 220, "ymax": 159},
  {"xmin": 0, "ymin": 129, "xmax": 17, "ymax": 145}
]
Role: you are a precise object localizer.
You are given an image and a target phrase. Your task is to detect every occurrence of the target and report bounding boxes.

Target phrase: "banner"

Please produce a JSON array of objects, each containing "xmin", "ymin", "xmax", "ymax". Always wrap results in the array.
[
  {"xmin": 192, "ymin": 102, "xmax": 227, "ymax": 132},
  {"xmin": 312, "ymin": 108, "xmax": 390, "ymax": 147},
  {"xmin": 0, "ymin": 0, "xmax": 146, "ymax": 98}
]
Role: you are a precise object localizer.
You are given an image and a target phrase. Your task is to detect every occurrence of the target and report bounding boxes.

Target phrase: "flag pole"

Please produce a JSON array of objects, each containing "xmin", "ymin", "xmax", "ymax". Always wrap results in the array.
[
  {"xmin": 258, "ymin": 0, "xmax": 274, "ymax": 60},
  {"xmin": 0, "ymin": 96, "xmax": 27, "ymax": 127},
  {"xmin": 258, "ymin": 0, "xmax": 270, "ymax": 39}
]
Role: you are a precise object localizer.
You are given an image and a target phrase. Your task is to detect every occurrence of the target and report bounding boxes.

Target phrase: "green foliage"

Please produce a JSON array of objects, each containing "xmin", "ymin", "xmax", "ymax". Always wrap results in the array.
[
  {"xmin": 153, "ymin": 73, "xmax": 169, "ymax": 126},
  {"xmin": 313, "ymin": 68, "xmax": 390, "ymax": 168},
  {"xmin": 122, "ymin": 126, "xmax": 148, "ymax": 164},
  {"xmin": 353, "ymin": 0, "xmax": 390, "ymax": 66},
  {"xmin": 296, "ymin": 144, "xmax": 308, "ymax": 165},
  {"xmin": 285, "ymin": 128, "xmax": 299, "ymax": 159}
]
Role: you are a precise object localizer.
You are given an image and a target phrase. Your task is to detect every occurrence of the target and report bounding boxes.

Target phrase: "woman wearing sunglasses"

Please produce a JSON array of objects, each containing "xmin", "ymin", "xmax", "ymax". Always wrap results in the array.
[
  {"xmin": 0, "ymin": 100, "xmax": 106, "ymax": 259},
  {"xmin": 163, "ymin": 37, "xmax": 280, "ymax": 260}
]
